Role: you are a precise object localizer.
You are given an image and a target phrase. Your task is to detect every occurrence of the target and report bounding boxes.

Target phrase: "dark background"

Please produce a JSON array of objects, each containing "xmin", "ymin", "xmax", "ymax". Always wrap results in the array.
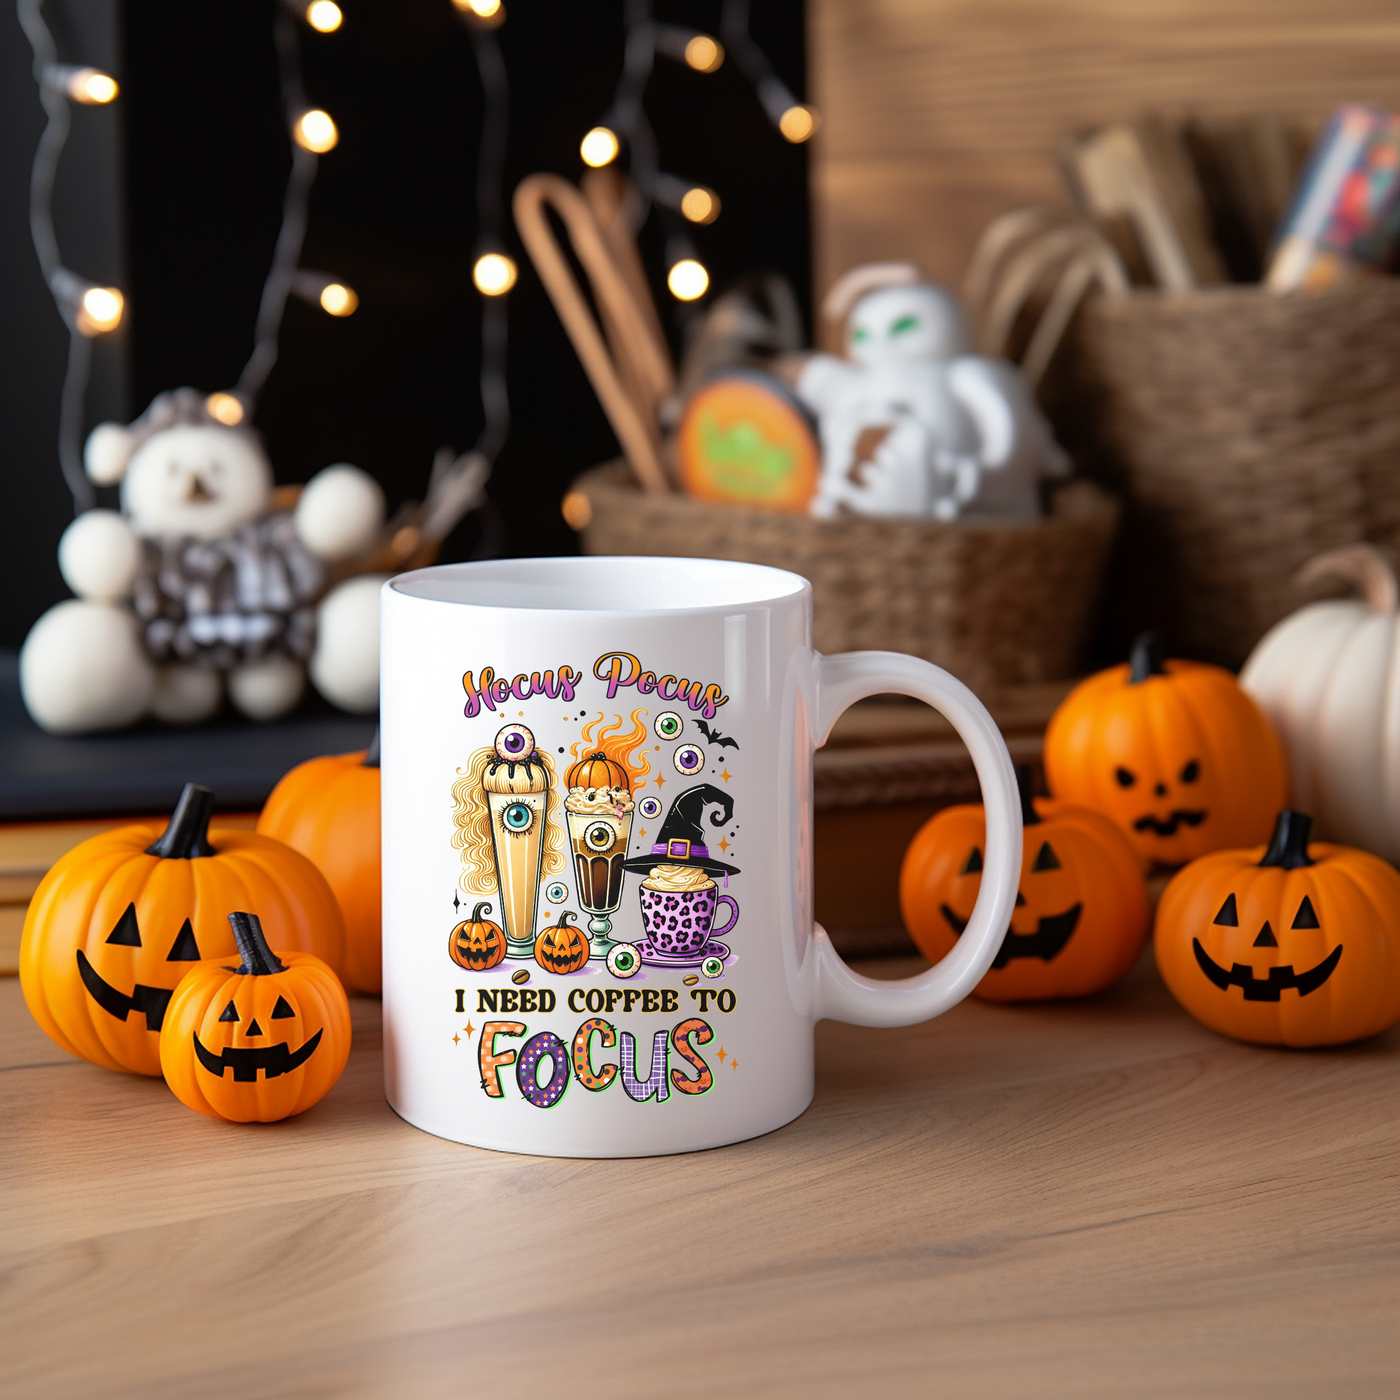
[{"xmin": 1, "ymin": 0, "xmax": 810, "ymax": 648}]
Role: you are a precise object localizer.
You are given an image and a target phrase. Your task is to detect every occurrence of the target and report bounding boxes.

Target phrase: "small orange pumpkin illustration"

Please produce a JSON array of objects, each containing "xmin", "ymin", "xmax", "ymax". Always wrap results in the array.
[
  {"xmin": 1155, "ymin": 810, "xmax": 1400, "ymax": 1046},
  {"xmin": 565, "ymin": 751, "xmax": 630, "ymax": 793},
  {"xmin": 449, "ymin": 902, "xmax": 507, "ymax": 972},
  {"xmin": 160, "ymin": 910, "xmax": 351, "ymax": 1122},
  {"xmin": 901, "ymin": 767, "xmax": 1150, "ymax": 1001},
  {"xmin": 534, "ymin": 910, "xmax": 591, "ymax": 975}
]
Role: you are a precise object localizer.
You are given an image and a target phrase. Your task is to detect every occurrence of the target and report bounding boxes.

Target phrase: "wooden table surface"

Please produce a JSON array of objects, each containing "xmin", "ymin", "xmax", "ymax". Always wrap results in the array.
[{"xmin": 4, "ymin": 954, "xmax": 1398, "ymax": 1399}]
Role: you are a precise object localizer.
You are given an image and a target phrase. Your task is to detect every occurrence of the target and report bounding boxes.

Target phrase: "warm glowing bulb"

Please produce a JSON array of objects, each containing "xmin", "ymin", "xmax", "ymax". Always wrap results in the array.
[
  {"xmin": 319, "ymin": 282, "xmax": 359, "ymax": 316},
  {"xmin": 473, "ymin": 253, "xmax": 517, "ymax": 296},
  {"xmin": 667, "ymin": 259, "xmax": 709, "ymax": 301},
  {"xmin": 684, "ymin": 35, "xmax": 723, "ymax": 72},
  {"xmin": 205, "ymin": 392, "xmax": 245, "ymax": 426},
  {"xmin": 452, "ymin": 0, "xmax": 503, "ymax": 18},
  {"xmin": 580, "ymin": 126, "xmax": 620, "ymax": 168},
  {"xmin": 77, "ymin": 286, "xmax": 124, "ymax": 335},
  {"xmin": 306, "ymin": 1, "xmax": 343, "ymax": 32},
  {"xmin": 294, "ymin": 109, "xmax": 339, "ymax": 153},
  {"xmin": 67, "ymin": 68, "xmax": 119, "ymax": 104},
  {"xmin": 680, "ymin": 187, "xmax": 720, "ymax": 225},
  {"xmin": 778, "ymin": 104, "xmax": 819, "ymax": 143}
]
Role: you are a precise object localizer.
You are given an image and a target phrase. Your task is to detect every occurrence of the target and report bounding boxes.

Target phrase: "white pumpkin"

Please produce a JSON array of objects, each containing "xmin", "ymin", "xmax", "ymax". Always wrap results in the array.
[{"xmin": 1240, "ymin": 544, "xmax": 1400, "ymax": 862}]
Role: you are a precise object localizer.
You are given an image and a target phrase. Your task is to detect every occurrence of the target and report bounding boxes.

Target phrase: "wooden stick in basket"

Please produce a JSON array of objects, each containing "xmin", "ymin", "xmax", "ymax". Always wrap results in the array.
[{"xmin": 513, "ymin": 173, "xmax": 671, "ymax": 495}]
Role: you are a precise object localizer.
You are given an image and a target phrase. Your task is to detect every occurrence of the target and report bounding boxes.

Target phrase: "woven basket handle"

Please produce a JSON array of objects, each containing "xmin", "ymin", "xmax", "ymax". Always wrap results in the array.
[{"xmin": 809, "ymin": 651, "xmax": 1021, "ymax": 1028}]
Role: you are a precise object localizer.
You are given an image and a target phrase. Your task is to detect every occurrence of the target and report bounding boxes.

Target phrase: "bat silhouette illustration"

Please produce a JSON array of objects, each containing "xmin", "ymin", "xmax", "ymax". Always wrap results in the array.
[{"xmin": 695, "ymin": 720, "xmax": 739, "ymax": 750}]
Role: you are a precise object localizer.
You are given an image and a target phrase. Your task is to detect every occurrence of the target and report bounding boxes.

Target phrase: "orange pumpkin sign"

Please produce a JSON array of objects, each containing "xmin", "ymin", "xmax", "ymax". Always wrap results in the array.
[
  {"xmin": 257, "ymin": 736, "xmax": 382, "ymax": 994},
  {"xmin": 901, "ymin": 767, "xmax": 1151, "ymax": 1001},
  {"xmin": 1155, "ymin": 810, "xmax": 1400, "ymax": 1046},
  {"xmin": 20, "ymin": 783, "xmax": 346, "ymax": 1076},
  {"xmin": 534, "ymin": 910, "xmax": 591, "ymax": 975},
  {"xmin": 676, "ymin": 372, "xmax": 820, "ymax": 511},
  {"xmin": 160, "ymin": 910, "xmax": 351, "ymax": 1121},
  {"xmin": 1043, "ymin": 633, "xmax": 1287, "ymax": 868}
]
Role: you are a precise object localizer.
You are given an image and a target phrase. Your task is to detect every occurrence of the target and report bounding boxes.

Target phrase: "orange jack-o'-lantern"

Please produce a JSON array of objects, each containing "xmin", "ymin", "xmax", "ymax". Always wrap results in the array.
[
  {"xmin": 449, "ymin": 902, "xmax": 507, "ymax": 971},
  {"xmin": 901, "ymin": 768, "xmax": 1151, "ymax": 1001},
  {"xmin": 1155, "ymin": 810, "xmax": 1400, "ymax": 1046},
  {"xmin": 533, "ymin": 910, "xmax": 591, "ymax": 975},
  {"xmin": 20, "ymin": 783, "xmax": 345, "ymax": 1076},
  {"xmin": 160, "ymin": 911, "xmax": 351, "ymax": 1121},
  {"xmin": 1043, "ymin": 633, "xmax": 1287, "ymax": 868}
]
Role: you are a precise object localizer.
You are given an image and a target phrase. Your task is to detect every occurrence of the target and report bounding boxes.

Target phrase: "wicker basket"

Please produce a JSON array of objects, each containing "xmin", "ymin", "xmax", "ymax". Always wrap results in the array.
[
  {"xmin": 571, "ymin": 462, "xmax": 1119, "ymax": 690},
  {"xmin": 1045, "ymin": 278, "xmax": 1400, "ymax": 666}
]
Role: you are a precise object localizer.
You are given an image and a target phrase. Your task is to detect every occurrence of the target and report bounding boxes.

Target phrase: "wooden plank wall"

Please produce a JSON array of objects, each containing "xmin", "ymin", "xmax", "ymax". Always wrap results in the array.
[{"xmin": 808, "ymin": 0, "xmax": 1400, "ymax": 311}]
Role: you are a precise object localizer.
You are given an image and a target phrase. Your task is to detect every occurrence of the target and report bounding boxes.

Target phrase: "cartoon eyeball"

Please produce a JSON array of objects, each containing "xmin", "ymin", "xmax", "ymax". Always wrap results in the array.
[
  {"xmin": 495, "ymin": 724, "xmax": 535, "ymax": 762},
  {"xmin": 638, "ymin": 795, "xmax": 662, "ymax": 820},
  {"xmin": 674, "ymin": 743, "xmax": 705, "ymax": 775},
  {"xmin": 544, "ymin": 881, "xmax": 568, "ymax": 903},
  {"xmin": 701, "ymin": 955, "xmax": 725, "ymax": 979},
  {"xmin": 654, "ymin": 710, "xmax": 684, "ymax": 741},
  {"xmin": 583, "ymin": 820, "xmax": 615, "ymax": 852},
  {"xmin": 501, "ymin": 801, "xmax": 534, "ymax": 833},
  {"xmin": 606, "ymin": 943, "xmax": 642, "ymax": 979}
]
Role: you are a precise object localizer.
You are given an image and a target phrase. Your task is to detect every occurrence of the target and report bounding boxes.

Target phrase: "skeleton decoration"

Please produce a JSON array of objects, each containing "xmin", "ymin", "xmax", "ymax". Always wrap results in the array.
[
  {"xmin": 795, "ymin": 263, "xmax": 1070, "ymax": 521},
  {"xmin": 19, "ymin": 389, "xmax": 387, "ymax": 733}
]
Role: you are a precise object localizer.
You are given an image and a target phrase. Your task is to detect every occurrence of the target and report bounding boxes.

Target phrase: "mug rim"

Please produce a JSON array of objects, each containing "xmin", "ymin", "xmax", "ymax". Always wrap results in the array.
[{"xmin": 386, "ymin": 555, "xmax": 812, "ymax": 617}]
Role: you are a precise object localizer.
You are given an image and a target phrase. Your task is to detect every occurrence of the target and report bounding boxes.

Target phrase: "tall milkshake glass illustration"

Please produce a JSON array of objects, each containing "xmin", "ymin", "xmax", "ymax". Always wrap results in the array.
[
  {"xmin": 563, "ymin": 751, "xmax": 635, "ymax": 958},
  {"xmin": 481, "ymin": 725, "xmax": 554, "ymax": 959}
]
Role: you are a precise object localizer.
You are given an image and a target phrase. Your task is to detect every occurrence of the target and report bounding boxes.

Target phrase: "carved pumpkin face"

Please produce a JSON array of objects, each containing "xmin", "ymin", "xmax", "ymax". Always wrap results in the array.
[
  {"xmin": 20, "ymin": 783, "xmax": 346, "ymax": 1076},
  {"xmin": 1044, "ymin": 634, "xmax": 1288, "ymax": 868},
  {"xmin": 901, "ymin": 768, "xmax": 1151, "ymax": 1001},
  {"xmin": 160, "ymin": 912, "xmax": 351, "ymax": 1121},
  {"xmin": 449, "ymin": 903, "xmax": 507, "ymax": 971},
  {"xmin": 565, "ymin": 751, "xmax": 631, "ymax": 794},
  {"xmin": 533, "ymin": 910, "xmax": 591, "ymax": 975},
  {"xmin": 1156, "ymin": 811, "xmax": 1400, "ymax": 1046}
]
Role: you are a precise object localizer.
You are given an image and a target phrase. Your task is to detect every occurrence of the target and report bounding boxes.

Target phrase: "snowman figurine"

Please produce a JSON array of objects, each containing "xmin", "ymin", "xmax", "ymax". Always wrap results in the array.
[
  {"xmin": 796, "ymin": 263, "xmax": 1069, "ymax": 520},
  {"xmin": 20, "ymin": 388, "xmax": 387, "ymax": 734}
]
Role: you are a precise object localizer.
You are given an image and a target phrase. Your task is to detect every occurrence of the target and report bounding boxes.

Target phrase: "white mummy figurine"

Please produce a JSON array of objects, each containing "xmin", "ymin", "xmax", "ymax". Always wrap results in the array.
[
  {"xmin": 20, "ymin": 389, "xmax": 387, "ymax": 734},
  {"xmin": 796, "ymin": 263, "xmax": 1069, "ymax": 521}
]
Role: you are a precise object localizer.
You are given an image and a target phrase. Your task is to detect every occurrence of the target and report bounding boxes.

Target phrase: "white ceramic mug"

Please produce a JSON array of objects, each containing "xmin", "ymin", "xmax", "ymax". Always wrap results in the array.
[{"xmin": 380, "ymin": 556, "xmax": 1020, "ymax": 1157}]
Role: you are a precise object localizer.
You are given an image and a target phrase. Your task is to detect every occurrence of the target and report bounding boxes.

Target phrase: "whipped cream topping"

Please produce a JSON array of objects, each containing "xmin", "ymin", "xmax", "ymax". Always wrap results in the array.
[
  {"xmin": 564, "ymin": 785, "xmax": 634, "ymax": 815},
  {"xmin": 641, "ymin": 863, "xmax": 714, "ymax": 893}
]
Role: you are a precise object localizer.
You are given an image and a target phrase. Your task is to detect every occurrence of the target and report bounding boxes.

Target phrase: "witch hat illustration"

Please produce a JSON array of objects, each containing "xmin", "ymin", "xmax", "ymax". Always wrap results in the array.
[{"xmin": 623, "ymin": 783, "xmax": 740, "ymax": 877}]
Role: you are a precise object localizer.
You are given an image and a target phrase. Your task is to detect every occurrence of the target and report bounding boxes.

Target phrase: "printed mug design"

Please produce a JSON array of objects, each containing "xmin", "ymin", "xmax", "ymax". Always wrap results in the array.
[{"xmin": 639, "ymin": 885, "xmax": 739, "ymax": 956}]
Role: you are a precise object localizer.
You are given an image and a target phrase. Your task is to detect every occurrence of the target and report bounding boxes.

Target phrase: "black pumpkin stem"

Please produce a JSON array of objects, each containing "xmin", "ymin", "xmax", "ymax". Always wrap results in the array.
[
  {"xmin": 1258, "ymin": 810, "xmax": 1315, "ymax": 869},
  {"xmin": 554, "ymin": 911, "xmax": 579, "ymax": 931},
  {"xmin": 1129, "ymin": 632, "xmax": 1167, "ymax": 683},
  {"xmin": 1015, "ymin": 765, "xmax": 1041, "ymax": 827},
  {"xmin": 228, "ymin": 911, "xmax": 286, "ymax": 975},
  {"xmin": 471, "ymin": 902, "xmax": 493, "ymax": 922},
  {"xmin": 362, "ymin": 728, "xmax": 381, "ymax": 769},
  {"xmin": 146, "ymin": 783, "xmax": 216, "ymax": 859}
]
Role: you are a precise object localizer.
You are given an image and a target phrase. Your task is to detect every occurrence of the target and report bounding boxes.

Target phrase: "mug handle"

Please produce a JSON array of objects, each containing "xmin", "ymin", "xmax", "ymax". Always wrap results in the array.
[
  {"xmin": 712, "ymin": 895, "xmax": 739, "ymax": 939},
  {"xmin": 810, "ymin": 651, "xmax": 1021, "ymax": 1028}
]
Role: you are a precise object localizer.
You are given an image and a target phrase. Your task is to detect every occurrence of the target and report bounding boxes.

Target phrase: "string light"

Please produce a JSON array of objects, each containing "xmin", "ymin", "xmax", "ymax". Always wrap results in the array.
[
  {"xmin": 683, "ymin": 35, "xmax": 724, "ymax": 72},
  {"xmin": 305, "ymin": 1, "xmax": 343, "ymax": 32},
  {"xmin": 452, "ymin": 0, "xmax": 505, "ymax": 24},
  {"xmin": 205, "ymin": 392, "xmax": 246, "ymax": 426},
  {"xmin": 76, "ymin": 286, "xmax": 124, "ymax": 335},
  {"xmin": 53, "ymin": 66, "xmax": 119, "ymax": 104},
  {"xmin": 473, "ymin": 252, "xmax": 518, "ymax": 296},
  {"xmin": 294, "ymin": 108, "xmax": 339, "ymax": 153},
  {"xmin": 667, "ymin": 258, "xmax": 709, "ymax": 301},
  {"xmin": 778, "ymin": 104, "xmax": 818, "ymax": 143},
  {"xmin": 680, "ymin": 186, "xmax": 720, "ymax": 224},
  {"xmin": 319, "ymin": 282, "xmax": 359, "ymax": 315},
  {"xmin": 580, "ymin": 126, "xmax": 620, "ymax": 168}
]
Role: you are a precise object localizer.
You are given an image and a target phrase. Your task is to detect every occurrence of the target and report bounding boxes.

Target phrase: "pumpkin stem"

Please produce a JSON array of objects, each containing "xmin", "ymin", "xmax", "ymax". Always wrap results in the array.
[
  {"xmin": 362, "ymin": 728, "xmax": 381, "ymax": 769},
  {"xmin": 471, "ymin": 902, "xmax": 493, "ymax": 922},
  {"xmin": 1258, "ymin": 810, "xmax": 1315, "ymax": 869},
  {"xmin": 1296, "ymin": 544, "xmax": 1399, "ymax": 614},
  {"xmin": 1015, "ymin": 765, "xmax": 1041, "ymax": 827},
  {"xmin": 228, "ymin": 911, "xmax": 286, "ymax": 975},
  {"xmin": 1129, "ymin": 632, "xmax": 1167, "ymax": 683},
  {"xmin": 146, "ymin": 783, "xmax": 216, "ymax": 859},
  {"xmin": 554, "ymin": 911, "xmax": 578, "ymax": 930}
]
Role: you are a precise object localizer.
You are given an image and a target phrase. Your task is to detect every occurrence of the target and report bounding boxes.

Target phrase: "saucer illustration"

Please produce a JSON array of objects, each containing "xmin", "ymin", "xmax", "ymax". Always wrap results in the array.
[{"xmin": 631, "ymin": 938, "xmax": 730, "ymax": 970}]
